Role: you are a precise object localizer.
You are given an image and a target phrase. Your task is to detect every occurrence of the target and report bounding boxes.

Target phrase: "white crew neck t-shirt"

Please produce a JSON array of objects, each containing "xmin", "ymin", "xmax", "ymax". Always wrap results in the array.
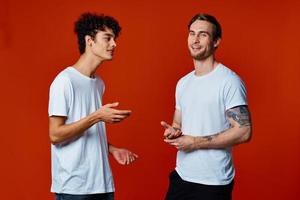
[
  {"xmin": 48, "ymin": 67, "xmax": 114, "ymax": 194},
  {"xmin": 175, "ymin": 63, "xmax": 247, "ymax": 185}
]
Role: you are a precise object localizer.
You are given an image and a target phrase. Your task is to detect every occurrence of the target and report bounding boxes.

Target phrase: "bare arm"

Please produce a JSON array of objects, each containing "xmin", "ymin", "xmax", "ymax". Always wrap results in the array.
[
  {"xmin": 49, "ymin": 102, "xmax": 131, "ymax": 145},
  {"xmin": 164, "ymin": 105, "xmax": 252, "ymax": 151},
  {"xmin": 194, "ymin": 105, "xmax": 252, "ymax": 149}
]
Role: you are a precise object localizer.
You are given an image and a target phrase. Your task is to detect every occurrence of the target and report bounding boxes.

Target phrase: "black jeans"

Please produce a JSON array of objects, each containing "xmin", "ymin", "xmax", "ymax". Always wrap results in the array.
[
  {"xmin": 165, "ymin": 170, "xmax": 234, "ymax": 200},
  {"xmin": 55, "ymin": 193, "xmax": 114, "ymax": 200}
]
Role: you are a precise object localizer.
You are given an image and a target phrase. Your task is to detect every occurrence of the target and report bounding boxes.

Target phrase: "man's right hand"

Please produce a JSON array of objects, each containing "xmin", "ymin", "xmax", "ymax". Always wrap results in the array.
[
  {"xmin": 96, "ymin": 102, "xmax": 131, "ymax": 123},
  {"xmin": 161, "ymin": 121, "xmax": 182, "ymax": 139}
]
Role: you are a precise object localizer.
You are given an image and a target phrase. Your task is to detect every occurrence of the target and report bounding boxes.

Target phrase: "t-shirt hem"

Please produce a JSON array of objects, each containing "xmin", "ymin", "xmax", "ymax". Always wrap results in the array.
[
  {"xmin": 225, "ymin": 102, "xmax": 248, "ymax": 110},
  {"xmin": 176, "ymin": 168, "xmax": 234, "ymax": 186},
  {"xmin": 51, "ymin": 188, "xmax": 115, "ymax": 195}
]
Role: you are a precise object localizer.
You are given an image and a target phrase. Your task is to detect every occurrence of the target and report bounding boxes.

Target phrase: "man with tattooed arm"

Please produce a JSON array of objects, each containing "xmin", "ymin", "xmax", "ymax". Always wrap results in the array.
[{"xmin": 161, "ymin": 13, "xmax": 252, "ymax": 200}]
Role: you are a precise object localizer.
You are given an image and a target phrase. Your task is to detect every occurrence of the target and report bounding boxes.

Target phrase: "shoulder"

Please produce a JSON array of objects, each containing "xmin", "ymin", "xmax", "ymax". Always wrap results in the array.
[
  {"xmin": 95, "ymin": 75, "xmax": 105, "ymax": 85},
  {"xmin": 218, "ymin": 64, "xmax": 244, "ymax": 86},
  {"xmin": 177, "ymin": 71, "xmax": 194, "ymax": 87},
  {"xmin": 50, "ymin": 68, "xmax": 73, "ymax": 88}
]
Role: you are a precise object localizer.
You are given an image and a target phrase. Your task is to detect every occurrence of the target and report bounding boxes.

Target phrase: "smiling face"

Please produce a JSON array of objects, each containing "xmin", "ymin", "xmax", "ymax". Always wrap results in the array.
[
  {"xmin": 87, "ymin": 27, "xmax": 117, "ymax": 61},
  {"xmin": 187, "ymin": 20, "xmax": 220, "ymax": 60}
]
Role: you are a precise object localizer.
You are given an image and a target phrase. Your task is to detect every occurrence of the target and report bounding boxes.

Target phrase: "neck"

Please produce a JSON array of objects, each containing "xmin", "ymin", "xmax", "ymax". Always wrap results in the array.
[
  {"xmin": 193, "ymin": 55, "xmax": 218, "ymax": 76},
  {"xmin": 73, "ymin": 53, "xmax": 103, "ymax": 78}
]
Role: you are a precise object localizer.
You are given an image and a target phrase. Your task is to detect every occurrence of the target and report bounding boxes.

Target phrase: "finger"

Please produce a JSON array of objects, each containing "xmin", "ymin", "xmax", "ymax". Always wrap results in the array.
[
  {"xmin": 164, "ymin": 138, "xmax": 178, "ymax": 145},
  {"xmin": 114, "ymin": 110, "xmax": 132, "ymax": 116},
  {"xmin": 160, "ymin": 121, "xmax": 172, "ymax": 129},
  {"xmin": 174, "ymin": 130, "xmax": 182, "ymax": 138},
  {"xmin": 113, "ymin": 115, "xmax": 128, "ymax": 120},
  {"xmin": 132, "ymin": 153, "xmax": 138, "ymax": 158},
  {"xmin": 164, "ymin": 133, "xmax": 171, "ymax": 139},
  {"xmin": 166, "ymin": 132, "xmax": 176, "ymax": 139},
  {"xmin": 129, "ymin": 156, "xmax": 134, "ymax": 163},
  {"xmin": 166, "ymin": 131, "xmax": 179, "ymax": 139},
  {"xmin": 126, "ymin": 153, "xmax": 130, "ymax": 165},
  {"xmin": 111, "ymin": 118, "xmax": 122, "ymax": 124},
  {"xmin": 105, "ymin": 102, "xmax": 119, "ymax": 108}
]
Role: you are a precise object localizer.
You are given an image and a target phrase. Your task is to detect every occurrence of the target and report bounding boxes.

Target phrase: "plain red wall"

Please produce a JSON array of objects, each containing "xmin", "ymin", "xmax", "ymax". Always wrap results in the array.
[{"xmin": 0, "ymin": 0, "xmax": 299, "ymax": 199}]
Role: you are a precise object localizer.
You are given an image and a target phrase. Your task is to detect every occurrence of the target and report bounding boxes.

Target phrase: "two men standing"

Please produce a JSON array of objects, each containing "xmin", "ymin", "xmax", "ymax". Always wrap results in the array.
[{"xmin": 48, "ymin": 12, "xmax": 251, "ymax": 200}]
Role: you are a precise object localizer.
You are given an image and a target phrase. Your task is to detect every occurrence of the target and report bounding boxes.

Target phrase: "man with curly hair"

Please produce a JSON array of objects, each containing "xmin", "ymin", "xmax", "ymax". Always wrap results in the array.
[
  {"xmin": 161, "ymin": 13, "xmax": 252, "ymax": 200},
  {"xmin": 48, "ymin": 13, "xmax": 138, "ymax": 200}
]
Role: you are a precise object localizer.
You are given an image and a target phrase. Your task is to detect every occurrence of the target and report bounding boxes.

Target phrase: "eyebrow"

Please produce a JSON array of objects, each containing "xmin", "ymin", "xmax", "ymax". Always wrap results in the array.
[
  {"xmin": 189, "ymin": 30, "xmax": 211, "ymax": 36},
  {"xmin": 103, "ymin": 33, "xmax": 115, "ymax": 37}
]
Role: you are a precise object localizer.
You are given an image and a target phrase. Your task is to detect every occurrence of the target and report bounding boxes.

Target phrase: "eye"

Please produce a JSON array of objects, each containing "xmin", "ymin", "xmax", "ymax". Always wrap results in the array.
[
  {"xmin": 200, "ymin": 32, "xmax": 208, "ymax": 37},
  {"xmin": 189, "ymin": 31, "xmax": 195, "ymax": 36}
]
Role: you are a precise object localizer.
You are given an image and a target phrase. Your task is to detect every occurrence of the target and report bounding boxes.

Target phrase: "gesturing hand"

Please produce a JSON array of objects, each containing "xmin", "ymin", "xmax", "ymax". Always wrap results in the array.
[
  {"xmin": 111, "ymin": 147, "xmax": 138, "ymax": 165},
  {"xmin": 97, "ymin": 102, "xmax": 131, "ymax": 123},
  {"xmin": 160, "ymin": 121, "xmax": 182, "ymax": 139}
]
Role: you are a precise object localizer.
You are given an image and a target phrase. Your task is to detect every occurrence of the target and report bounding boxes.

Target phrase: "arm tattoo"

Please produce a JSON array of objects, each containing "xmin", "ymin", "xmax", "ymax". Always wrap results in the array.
[
  {"xmin": 202, "ymin": 130, "xmax": 225, "ymax": 142},
  {"xmin": 226, "ymin": 105, "xmax": 251, "ymax": 128},
  {"xmin": 203, "ymin": 135, "xmax": 214, "ymax": 142}
]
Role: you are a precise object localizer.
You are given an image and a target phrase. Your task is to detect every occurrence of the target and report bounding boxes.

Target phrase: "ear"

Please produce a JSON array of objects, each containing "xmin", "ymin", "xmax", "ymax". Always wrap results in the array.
[
  {"xmin": 85, "ymin": 35, "xmax": 93, "ymax": 47},
  {"xmin": 213, "ymin": 38, "xmax": 221, "ymax": 49}
]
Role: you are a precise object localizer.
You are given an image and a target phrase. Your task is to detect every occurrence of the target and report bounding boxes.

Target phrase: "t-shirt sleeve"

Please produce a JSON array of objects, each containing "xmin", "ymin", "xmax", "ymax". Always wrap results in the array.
[
  {"xmin": 48, "ymin": 75, "xmax": 72, "ymax": 117},
  {"xmin": 224, "ymin": 75, "xmax": 247, "ymax": 110}
]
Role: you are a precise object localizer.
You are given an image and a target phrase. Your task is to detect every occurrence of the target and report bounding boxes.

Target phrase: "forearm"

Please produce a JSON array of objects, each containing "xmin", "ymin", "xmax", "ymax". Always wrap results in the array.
[
  {"xmin": 50, "ymin": 112, "xmax": 100, "ymax": 145},
  {"xmin": 193, "ymin": 126, "xmax": 252, "ymax": 149},
  {"xmin": 172, "ymin": 109, "xmax": 182, "ymax": 129}
]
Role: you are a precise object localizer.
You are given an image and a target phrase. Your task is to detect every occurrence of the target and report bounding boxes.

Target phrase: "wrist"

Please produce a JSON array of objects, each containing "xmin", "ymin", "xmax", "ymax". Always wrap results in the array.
[
  {"xmin": 193, "ymin": 136, "xmax": 202, "ymax": 149},
  {"xmin": 108, "ymin": 144, "xmax": 117, "ymax": 153},
  {"xmin": 91, "ymin": 110, "xmax": 103, "ymax": 123}
]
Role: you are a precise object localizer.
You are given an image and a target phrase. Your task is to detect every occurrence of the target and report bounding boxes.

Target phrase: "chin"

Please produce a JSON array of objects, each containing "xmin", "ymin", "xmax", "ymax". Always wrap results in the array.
[
  {"xmin": 190, "ymin": 52, "xmax": 203, "ymax": 59},
  {"xmin": 104, "ymin": 56, "xmax": 113, "ymax": 61}
]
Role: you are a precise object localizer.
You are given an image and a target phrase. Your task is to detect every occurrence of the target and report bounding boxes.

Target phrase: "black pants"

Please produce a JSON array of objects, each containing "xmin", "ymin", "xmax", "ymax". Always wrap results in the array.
[{"xmin": 165, "ymin": 170, "xmax": 234, "ymax": 200}]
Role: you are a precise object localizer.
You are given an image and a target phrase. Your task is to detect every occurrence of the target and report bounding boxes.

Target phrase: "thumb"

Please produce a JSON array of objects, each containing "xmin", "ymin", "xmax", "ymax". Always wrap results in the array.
[
  {"xmin": 161, "ymin": 121, "xmax": 171, "ymax": 129},
  {"xmin": 105, "ymin": 102, "xmax": 119, "ymax": 108}
]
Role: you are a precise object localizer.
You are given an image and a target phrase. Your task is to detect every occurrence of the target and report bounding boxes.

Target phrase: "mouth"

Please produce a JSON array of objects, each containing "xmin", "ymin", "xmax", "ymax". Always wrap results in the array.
[
  {"xmin": 191, "ymin": 46, "xmax": 201, "ymax": 52},
  {"xmin": 107, "ymin": 50, "xmax": 114, "ymax": 55}
]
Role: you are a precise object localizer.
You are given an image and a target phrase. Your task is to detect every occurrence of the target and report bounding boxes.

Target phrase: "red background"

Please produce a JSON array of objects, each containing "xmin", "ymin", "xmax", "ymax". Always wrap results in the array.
[{"xmin": 0, "ymin": 0, "xmax": 299, "ymax": 199}]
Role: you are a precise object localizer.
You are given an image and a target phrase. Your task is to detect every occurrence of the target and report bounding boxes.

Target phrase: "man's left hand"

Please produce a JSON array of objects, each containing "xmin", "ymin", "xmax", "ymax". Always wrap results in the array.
[{"xmin": 111, "ymin": 147, "xmax": 138, "ymax": 165}]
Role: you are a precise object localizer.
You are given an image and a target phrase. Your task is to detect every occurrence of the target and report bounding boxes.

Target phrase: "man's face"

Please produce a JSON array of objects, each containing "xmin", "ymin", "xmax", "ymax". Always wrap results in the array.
[
  {"xmin": 90, "ymin": 27, "xmax": 117, "ymax": 61},
  {"xmin": 187, "ymin": 20, "xmax": 217, "ymax": 60}
]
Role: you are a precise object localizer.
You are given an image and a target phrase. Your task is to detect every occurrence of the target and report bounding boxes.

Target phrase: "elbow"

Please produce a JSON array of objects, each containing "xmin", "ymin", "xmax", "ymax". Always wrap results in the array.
[
  {"xmin": 240, "ymin": 126, "xmax": 252, "ymax": 143},
  {"xmin": 49, "ymin": 134, "xmax": 59, "ymax": 145},
  {"xmin": 49, "ymin": 130, "xmax": 62, "ymax": 145}
]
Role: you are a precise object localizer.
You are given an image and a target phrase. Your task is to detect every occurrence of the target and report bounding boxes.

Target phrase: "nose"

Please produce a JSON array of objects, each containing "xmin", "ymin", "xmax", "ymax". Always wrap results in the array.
[
  {"xmin": 193, "ymin": 35, "xmax": 200, "ymax": 43},
  {"xmin": 111, "ymin": 38, "xmax": 117, "ymax": 48}
]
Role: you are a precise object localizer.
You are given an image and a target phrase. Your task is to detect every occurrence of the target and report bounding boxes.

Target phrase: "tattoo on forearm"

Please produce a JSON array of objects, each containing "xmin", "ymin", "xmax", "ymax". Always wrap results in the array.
[
  {"xmin": 226, "ymin": 106, "xmax": 251, "ymax": 128},
  {"xmin": 204, "ymin": 135, "xmax": 214, "ymax": 142},
  {"xmin": 203, "ymin": 130, "xmax": 224, "ymax": 142}
]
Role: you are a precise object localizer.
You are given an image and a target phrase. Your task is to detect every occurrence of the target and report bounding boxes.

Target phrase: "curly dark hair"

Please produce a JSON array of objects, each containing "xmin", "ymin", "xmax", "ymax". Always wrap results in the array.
[
  {"xmin": 188, "ymin": 13, "xmax": 222, "ymax": 41},
  {"xmin": 74, "ymin": 12, "xmax": 121, "ymax": 54}
]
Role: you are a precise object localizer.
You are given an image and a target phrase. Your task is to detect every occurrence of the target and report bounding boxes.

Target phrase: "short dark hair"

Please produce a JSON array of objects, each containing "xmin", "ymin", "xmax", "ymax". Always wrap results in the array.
[
  {"xmin": 188, "ymin": 13, "xmax": 222, "ymax": 41},
  {"xmin": 74, "ymin": 12, "xmax": 121, "ymax": 54}
]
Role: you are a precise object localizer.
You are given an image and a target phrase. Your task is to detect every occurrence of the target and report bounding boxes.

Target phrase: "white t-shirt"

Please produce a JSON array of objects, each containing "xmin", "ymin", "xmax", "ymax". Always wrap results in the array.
[
  {"xmin": 175, "ymin": 63, "xmax": 247, "ymax": 185},
  {"xmin": 48, "ymin": 67, "xmax": 114, "ymax": 194}
]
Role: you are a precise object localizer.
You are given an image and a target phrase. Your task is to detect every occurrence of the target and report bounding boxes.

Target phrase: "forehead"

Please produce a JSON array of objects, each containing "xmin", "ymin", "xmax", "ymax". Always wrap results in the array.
[
  {"xmin": 96, "ymin": 27, "xmax": 115, "ymax": 37},
  {"xmin": 189, "ymin": 20, "xmax": 213, "ymax": 33}
]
